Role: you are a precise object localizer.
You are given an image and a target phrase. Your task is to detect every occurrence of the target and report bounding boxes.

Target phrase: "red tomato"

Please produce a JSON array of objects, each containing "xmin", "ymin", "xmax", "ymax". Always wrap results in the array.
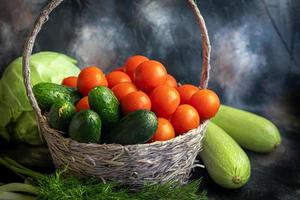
[
  {"xmin": 112, "ymin": 66, "xmax": 124, "ymax": 72},
  {"xmin": 189, "ymin": 89, "xmax": 220, "ymax": 120},
  {"xmin": 177, "ymin": 84, "xmax": 199, "ymax": 104},
  {"xmin": 76, "ymin": 96, "xmax": 90, "ymax": 112},
  {"xmin": 77, "ymin": 66, "xmax": 107, "ymax": 96},
  {"xmin": 134, "ymin": 60, "xmax": 167, "ymax": 92},
  {"xmin": 62, "ymin": 76, "xmax": 78, "ymax": 88},
  {"xmin": 165, "ymin": 74, "xmax": 177, "ymax": 88},
  {"xmin": 124, "ymin": 55, "xmax": 149, "ymax": 80},
  {"xmin": 106, "ymin": 71, "xmax": 132, "ymax": 88},
  {"xmin": 121, "ymin": 91, "xmax": 151, "ymax": 114},
  {"xmin": 111, "ymin": 82, "xmax": 137, "ymax": 101},
  {"xmin": 150, "ymin": 85, "xmax": 180, "ymax": 118},
  {"xmin": 170, "ymin": 104, "xmax": 200, "ymax": 135},
  {"xmin": 150, "ymin": 118, "xmax": 175, "ymax": 142}
]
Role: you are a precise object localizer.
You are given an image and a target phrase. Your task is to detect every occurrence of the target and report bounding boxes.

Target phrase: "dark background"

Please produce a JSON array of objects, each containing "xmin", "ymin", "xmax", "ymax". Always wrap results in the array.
[{"xmin": 0, "ymin": 0, "xmax": 299, "ymax": 199}]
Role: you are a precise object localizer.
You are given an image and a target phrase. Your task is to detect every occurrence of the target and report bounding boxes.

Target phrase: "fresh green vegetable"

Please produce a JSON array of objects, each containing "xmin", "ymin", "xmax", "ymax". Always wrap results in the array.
[
  {"xmin": 104, "ymin": 110, "xmax": 158, "ymax": 145},
  {"xmin": 212, "ymin": 105, "xmax": 281, "ymax": 153},
  {"xmin": 0, "ymin": 157, "xmax": 207, "ymax": 200},
  {"xmin": 49, "ymin": 101, "xmax": 76, "ymax": 132},
  {"xmin": 200, "ymin": 122, "xmax": 251, "ymax": 189},
  {"xmin": 0, "ymin": 52, "xmax": 80, "ymax": 145},
  {"xmin": 0, "ymin": 183, "xmax": 38, "ymax": 195},
  {"xmin": 69, "ymin": 110, "xmax": 102, "ymax": 143},
  {"xmin": 0, "ymin": 191, "xmax": 36, "ymax": 200},
  {"xmin": 0, "ymin": 157, "xmax": 45, "ymax": 180},
  {"xmin": 88, "ymin": 86, "xmax": 120, "ymax": 128},
  {"xmin": 12, "ymin": 112, "xmax": 40, "ymax": 145},
  {"xmin": 33, "ymin": 83, "xmax": 81, "ymax": 111}
]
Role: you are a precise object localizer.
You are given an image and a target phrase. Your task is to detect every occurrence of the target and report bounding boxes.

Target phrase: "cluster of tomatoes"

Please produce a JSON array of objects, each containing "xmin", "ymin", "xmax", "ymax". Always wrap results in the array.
[{"xmin": 62, "ymin": 55, "xmax": 220, "ymax": 143}]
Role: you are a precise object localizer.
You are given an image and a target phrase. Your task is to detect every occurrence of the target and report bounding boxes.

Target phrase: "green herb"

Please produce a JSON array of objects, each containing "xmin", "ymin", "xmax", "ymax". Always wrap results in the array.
[{"xmin": 0, "ymin": 157, "xmax": 207, "ymax": 200}]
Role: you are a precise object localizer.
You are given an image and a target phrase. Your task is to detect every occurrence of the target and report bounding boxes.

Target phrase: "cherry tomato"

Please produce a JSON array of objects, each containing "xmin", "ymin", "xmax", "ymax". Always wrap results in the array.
[
  {"xmin": 112, "ymin": 66, "xmax": 124, "ymax": 72},
  {"xmin": 76, "ymin": 96, "xmax": 90, "ymax": 112},
  {"xmin": 177, "ymin": 84, "xmax": 199, "ymax": 104},
  {"xmin": 189, "ymin": 89, "xmax": 220, "ymax": 120},
  {"xmin": 150, "ymin": 118, "xmax": 175, "ymax": 142},
  {"xmin": 124, "ymin": 55, "xmax": 149, "ymax": 80},
  {"xmin": 106, "ymin": 71, "xmax": 132, "ymax": 88},
  {"xmin": 170, "ymin": 104, "xmax": 200, "ymax": 135},
  {"xmin": 150, "ymin": 85, "xmax": 180, "ymax": 118},
  {"xmin": 77, "ymin": 66, "xmax": 107, "ymax": 96},
  {"xmin": 62, "ymin": 76, "xmax": 77, "ymax": 88},
  {"xmin": 111, "ymin": 82, "xmax": 137, "ymax": 101},
  {"xmin": 134, "ymin": 60, "xmax": 167, "ymax": 92},
  {"xmin": 121, "ymin": 91, "xmax": 151, "ymax": 114},
  {"xmin": 165, "ymin": 74, "xmax": 177, "ymax": 88}
]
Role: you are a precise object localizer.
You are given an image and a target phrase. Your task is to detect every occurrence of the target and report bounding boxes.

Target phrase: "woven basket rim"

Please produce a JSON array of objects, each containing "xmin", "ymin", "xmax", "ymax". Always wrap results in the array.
[
  {"xmin": 42, "ymin": 114, "xmax": 209, "ymax": 148},
  {"xmin": 42, "ymin": 117, "xmax": 208, "ymax": 186}
]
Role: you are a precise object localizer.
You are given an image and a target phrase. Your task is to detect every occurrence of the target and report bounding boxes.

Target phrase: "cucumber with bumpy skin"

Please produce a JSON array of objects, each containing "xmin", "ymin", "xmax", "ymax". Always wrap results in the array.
[
  {"xmin": 200, "ymin": 122, "xmax": 251, "ymax": 189},
  {"xmin": 211, "ymin": 105, "xmax": 281, "ymax": 153},
  {"xmin": 88, "ymin": 86, "xmax": 120, "ymax": 128},
  {"xmin": 69, "ymin": 110, "xmax": 102, "ymax": 143},
  {"xmin": 103, "ymin": 110, "xmax": 157, "ymax": 145},
  {"xmin": 33, "ymin": 83, "xmax": 81, "ymax": 111},
  {"xmin": 49, "ymin": 101, "xmax": 76, "ymax": 132}
]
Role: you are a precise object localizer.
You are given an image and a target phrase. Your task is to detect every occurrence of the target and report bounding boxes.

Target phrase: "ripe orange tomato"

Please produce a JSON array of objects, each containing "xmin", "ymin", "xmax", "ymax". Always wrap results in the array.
[
  {"xmin": 170, "ymin": 104, "xmax": 200, "ymax": 135},
  {"xmin": 134, "ymin": 60, "xmax": 167, "ymax": 92},
  {"xmin": 106, "ymin": 71, "xmax": 132, "ymax": 88},
  {"xmin": 75, "ymin": 96, "xmax": 90, "ymax": 112},
  {"xmin": 121, "ymin": 91, "xmax": 151, "ymax": 114},
  {"xmin": 150, "ymin": 118, "xmax": 175, "ymax": 142},
  {"xmin": 165, "ymin": 74, "xmax": 177, "ymax": 88},
  {"xmin": 177, "ymin": 84, "xmax": 199, "ymax": 104},
  {"xmin": 124, "ymin": 55, "xmax": 149, "ymax": 80},
  {"xmin": 77, "ymin": 66, "xmax": 107, "ymax": 96},
  {"xmin": 111, "ymin": 82, "xmax": 137, "ymax": 101},
  {"xmin": 189, "ymin": 89, "xmax": 220, "ymax": 120},
  {"xmin": 112, "ymin": 66, "xmax": 124, "ymax": 72},
  {"xmin": 150, "ymin": 85, "xmax": 180, "ymax": 118},
  {"xmin": 62, "ymin": 76, "xmax": 78, "ymax": 88}
]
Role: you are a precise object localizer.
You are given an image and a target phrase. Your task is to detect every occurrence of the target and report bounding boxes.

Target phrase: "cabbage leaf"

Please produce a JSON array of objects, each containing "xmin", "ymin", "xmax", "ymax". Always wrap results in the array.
[{"xmin": 0, "ymin": 51, "xmax": 80, "ymax": 145}]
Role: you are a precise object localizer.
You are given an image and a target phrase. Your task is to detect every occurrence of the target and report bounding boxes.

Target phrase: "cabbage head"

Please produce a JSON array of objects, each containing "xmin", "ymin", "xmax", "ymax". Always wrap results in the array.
[{"xmin": 0, "ymin": 52, "xmax": 80, "ymax": 145}]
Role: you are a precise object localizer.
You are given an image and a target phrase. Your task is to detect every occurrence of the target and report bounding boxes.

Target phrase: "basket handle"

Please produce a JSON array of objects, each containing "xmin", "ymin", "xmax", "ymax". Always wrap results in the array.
[{"xmin": 22, "ymin": 0, "xmax": 211, "ymax": 121}]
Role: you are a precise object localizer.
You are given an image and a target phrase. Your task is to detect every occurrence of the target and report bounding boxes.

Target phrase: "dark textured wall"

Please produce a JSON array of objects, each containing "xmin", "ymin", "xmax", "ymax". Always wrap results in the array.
[
  {"xmin": 1, "ymin": 0, "xmax": 299, "ymax": 127},
  {"xmin": 0, "ymin": 0, "xmax": 299, "ymax": 199}
]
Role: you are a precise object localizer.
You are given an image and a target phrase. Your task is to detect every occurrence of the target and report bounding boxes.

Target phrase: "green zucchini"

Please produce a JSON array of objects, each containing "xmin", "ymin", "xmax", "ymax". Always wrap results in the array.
[
  {"xmin": 103, "ymin": 110, "xmax": 157, "ymax": 145},
  {"xmin": 200, "ymin": 122, "xmax": 250, "ymax": 189},
  {"xmin": 211, "ymin": 105, "xmax": 281, "ymax": 153},
  {"xmin": 33, "ymin": 82, "xmax": 81, "ymax": 111}
]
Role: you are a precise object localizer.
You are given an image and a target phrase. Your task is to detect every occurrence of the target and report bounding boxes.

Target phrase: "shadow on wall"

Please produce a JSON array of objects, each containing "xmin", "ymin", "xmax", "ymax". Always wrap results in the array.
[{"xmin": 0, "ymin": 0, "xmax": 299, "ymax": 129}]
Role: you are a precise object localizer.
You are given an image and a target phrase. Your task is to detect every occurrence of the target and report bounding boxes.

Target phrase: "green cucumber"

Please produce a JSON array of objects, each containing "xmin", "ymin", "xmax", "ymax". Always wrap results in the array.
[
  {"xmin": 103, "ymin": 110, "xmax": 157, "ymax": 145},
  {"xmin": 200, "ymin": 122, "xmax": 251, "ymax": 189},
  {"xmin": 69, "ymin": 110, "xmax": 102, "ymax": 143},
  {"xmin": 33, "ymin": 83, "xmax": 81, "ymax": 111},
  {"xmin": 88, "ymin": 86, "xmax": 120, "ymax": 128},
  {"xmin": 49, "ymin": 101, "xmax": 76, "ymax": 132},
  {"xmin": 211, "ymin": 105, "xmax": 281, "ymax": 153}
]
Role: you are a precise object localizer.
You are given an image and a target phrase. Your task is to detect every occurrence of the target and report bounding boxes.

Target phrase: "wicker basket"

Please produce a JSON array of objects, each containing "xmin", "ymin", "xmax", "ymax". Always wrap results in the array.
[{"xmin": 22, "ymin": 0, "xmax": 211, "ymax": 186}]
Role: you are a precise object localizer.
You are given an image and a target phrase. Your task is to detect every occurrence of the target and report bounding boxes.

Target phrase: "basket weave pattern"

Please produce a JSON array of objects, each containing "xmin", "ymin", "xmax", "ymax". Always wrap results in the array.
[
  {"xmin": 42, "ymin": 119, "xmax": 208, "ymax": 185},
  {"xmin": 23, "ymin": 0, "xmax": 211, "ymax": 186}
]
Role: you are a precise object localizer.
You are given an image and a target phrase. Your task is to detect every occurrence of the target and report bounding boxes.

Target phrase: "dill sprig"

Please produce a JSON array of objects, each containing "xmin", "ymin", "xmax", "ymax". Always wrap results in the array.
[{"xmin": 0, "ymin": 157, "xmax": 207, "ymax": 200}]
